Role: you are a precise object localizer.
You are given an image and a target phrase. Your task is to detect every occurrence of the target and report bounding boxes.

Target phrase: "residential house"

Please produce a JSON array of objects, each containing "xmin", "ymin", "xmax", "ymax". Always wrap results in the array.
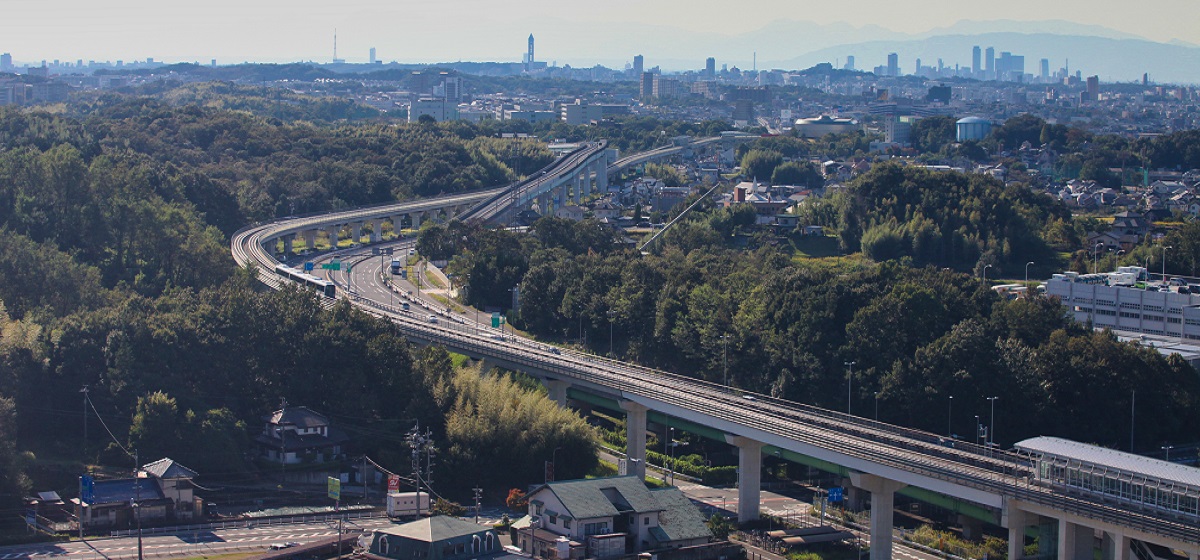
[
  {"xmin": 555, "ymin": 205, "xmax": 585, "ymax": 221},
  {"xmin": 517, "ymin": 476, "xmax": 709, "ymax": 559},
  {"xmin": 256, "ymin": 406, "xmax": 349, "ymax": 465},
  {"xmin": 80, "ymin": 457, "xmax": 200, "ymax": 529},
  {"xmin": 363, "ymin": 516, "xmax": 499, "ymax": 560}
]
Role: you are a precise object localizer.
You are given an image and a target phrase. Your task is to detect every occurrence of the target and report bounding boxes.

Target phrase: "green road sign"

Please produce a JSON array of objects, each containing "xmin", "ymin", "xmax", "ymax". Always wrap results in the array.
[{"xmin": 320, "ymin": 262, "xmax": 341, "ymax": 271}]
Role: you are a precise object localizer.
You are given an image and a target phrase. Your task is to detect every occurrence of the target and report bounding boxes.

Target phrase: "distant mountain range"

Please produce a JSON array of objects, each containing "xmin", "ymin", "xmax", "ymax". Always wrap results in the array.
[{"xmin": 515, "ymin": 18, "xmax": 1200, "ymax": 84}]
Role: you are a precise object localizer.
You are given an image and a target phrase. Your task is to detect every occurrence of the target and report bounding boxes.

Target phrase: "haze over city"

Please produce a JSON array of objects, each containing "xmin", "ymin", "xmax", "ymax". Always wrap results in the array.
[{"xmin": 3, "ymin": 0, "xmax": 1200, "ymax": 72}]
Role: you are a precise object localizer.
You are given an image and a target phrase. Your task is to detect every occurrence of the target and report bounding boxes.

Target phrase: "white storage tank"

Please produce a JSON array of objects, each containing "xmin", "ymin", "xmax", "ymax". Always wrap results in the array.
[{"xmin": 955, "ymin": 116, "xmax": 992, "ymax": 142}]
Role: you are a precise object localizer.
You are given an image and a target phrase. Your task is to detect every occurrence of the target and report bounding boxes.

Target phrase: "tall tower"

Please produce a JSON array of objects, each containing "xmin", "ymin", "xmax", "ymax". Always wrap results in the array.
[
  {"xmin": 705, "ymin": 57, "xmax": 715, "ymax": 78},
  {"xmin": 984, "ymin": 47, "xmax": 995, "ymax": 79},
  {"xmin": 972, "ymin": 46, "xmax": 981, "ymax": 75},
  {"xmin": 525, "ymin": 34, "xmax": 535, "ymax": 71},
  {"xmin": 633, "ymin": 54, "xmax": 644, "ymax": 75},
  {"xmin": 887, "ymin": 52, "xmax": 898, "ymax": 77}
]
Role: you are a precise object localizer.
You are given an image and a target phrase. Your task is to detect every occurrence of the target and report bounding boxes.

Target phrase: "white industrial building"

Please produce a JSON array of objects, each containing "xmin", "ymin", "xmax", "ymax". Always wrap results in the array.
[{"xmin": 1044, "ymin": 267, "xmax": 1200, "ymax": 343}]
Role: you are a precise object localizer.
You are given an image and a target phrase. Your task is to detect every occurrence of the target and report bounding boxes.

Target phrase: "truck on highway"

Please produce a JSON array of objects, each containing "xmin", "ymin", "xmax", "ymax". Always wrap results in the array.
[{"xmin": 390, "ymin": 259, "xmax": 402, "ymax": 275}]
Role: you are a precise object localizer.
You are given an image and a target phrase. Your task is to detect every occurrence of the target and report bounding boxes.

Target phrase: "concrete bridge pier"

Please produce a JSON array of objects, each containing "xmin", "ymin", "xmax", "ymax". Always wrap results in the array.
[
  {"xmin": 411, "ymin": 213, "xmax": 422, "ymax": 230},
  {"xmin": 726, "ymin": 435, "xmax": 763, "ymax": 523},
  {"xmin": 303, "ymin": 230, "xmax": 318, "ymax": 253},
  {"xmin": 352, "ymin": 222, "xmax": 363, "ymax": 245},
  {"xmin": 621, "ymin": 401, "xmax": 648, "ymax": 480},
  {"xmin": 1101, "ymin": 531, "xmax": 1131, "ymax": 560},
  {"xmin": 389, "ymin": 216, "xmax": 402, "ymax": 236},
  {"xmin": 849, "ymin": 472, "xmax": 906, "ymax": 560},
  {"xmin": 1002, "ymin": 500, "xmax": 1029, "ymax": 560},
  {"xmin": 367, "ymin": 220, "xmax": 381, "ymax": 243},
  {"xmin": 543, "ymin": 379, "xmax": 569, "ymax": 408},
  {"xmin": 326, "ymin": 226, "xmax": 341, "ymax": 249},
  {"xmin": 1059, "ymin": 520, "xmax": 1096, "ymax": 560},
  {"xmin": 282, "ymin": 234, "xmax": 294, "ymax": 257},
  {"xmin": 594, "ymin": 160, "xmax": 607, "ymax": 193}
]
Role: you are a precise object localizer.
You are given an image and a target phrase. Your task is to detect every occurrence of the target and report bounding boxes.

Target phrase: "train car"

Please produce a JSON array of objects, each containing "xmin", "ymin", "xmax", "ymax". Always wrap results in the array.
[
  {"xmin": 1015, "ymin": 436, "xmax": 1200, "ymax": 523},
  {"xmin": 274, "ymin": 264, "xmax": 337, "ymax": 299}
]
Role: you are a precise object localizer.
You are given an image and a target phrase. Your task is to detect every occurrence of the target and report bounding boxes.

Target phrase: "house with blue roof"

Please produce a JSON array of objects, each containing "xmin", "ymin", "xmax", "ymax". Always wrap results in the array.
[{"xmin": 81, "ymin": 457, "xmax": 200, "ymax": 529}]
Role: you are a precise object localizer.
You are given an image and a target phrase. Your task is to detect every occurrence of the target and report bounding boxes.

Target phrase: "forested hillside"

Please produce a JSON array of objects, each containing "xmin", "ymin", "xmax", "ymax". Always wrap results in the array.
[
  {"xmin": 429, "ymin": 207, "xmax": 1200, "ymax": 453},
  {"xmin": 0, "ymin": 97, "xmax": 588, "ymax": 516}
]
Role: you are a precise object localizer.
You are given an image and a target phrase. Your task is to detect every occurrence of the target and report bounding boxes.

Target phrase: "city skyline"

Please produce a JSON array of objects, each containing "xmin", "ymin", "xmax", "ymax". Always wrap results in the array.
[{"xmin": 2, "ymin": 0, "xmax": 1199, "ymax": 70}]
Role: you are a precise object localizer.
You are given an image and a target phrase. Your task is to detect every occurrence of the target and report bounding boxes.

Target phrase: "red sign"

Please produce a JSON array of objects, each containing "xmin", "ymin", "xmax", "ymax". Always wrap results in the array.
[{"xmin": 388, "ymin": 474, "xmax": 400, "ymax": 492}]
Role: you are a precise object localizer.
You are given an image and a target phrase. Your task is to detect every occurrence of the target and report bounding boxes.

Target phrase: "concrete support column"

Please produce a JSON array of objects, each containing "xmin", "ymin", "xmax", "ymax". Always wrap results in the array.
[
  {"xmin": 367, "ymin": 220, "xmax": 381, "ymax": 243},
  {"xmin": 282, "ymin": 235, "xmax": 294, "ymax": 257},
  {"xmin": 620, "ymin": 401, "xmax": 648, "ymax": 480},
  {"xmin": 1101, "ymin": 531, "xmax": 1130, "ymax": 560},
  {"xmin": 1058, "ymin": 519, "xmax": 1094, "ymax": 560},
  {"xmin": 326, "ymin": 226, "xmax": 341, "ymax": 249},
  {"xmin": 1002, "ymin": 501, "xmax": 1027, "ymax": 560},
  {"xmin": 958, "ymin": 515, "xmax": 983, "ymax": 541},
  {"xmin": 411, "ymin": 213, "xmax": 422, "ymax": 230},
  {"xmin": 725, "ymin": 436, "xmax": 763, "ymax": 523},
  {"xmin": 573, "ymin": 176, "xmax": 582, "ymax": 204},
  {"xmin": 303, "ymin": 230, "xmax": 318, "ymax": 253},
  {"xmin": 352, "ymin": 222, "xmax": 363, "ymax": 245},
  {"xmin": 595, "ymin": 160, "xmax": 607, "ymax": 193},
  {"xmin": 390, "ymin": 216, "xmax": 403, "ymax": 236},
  {"xmin": 849, "ymin": 472, "xmax": 907, "ymax": 560},
  {"xmin": 544, "ymin": 379, "xmax": 569, "ymax": 408}
]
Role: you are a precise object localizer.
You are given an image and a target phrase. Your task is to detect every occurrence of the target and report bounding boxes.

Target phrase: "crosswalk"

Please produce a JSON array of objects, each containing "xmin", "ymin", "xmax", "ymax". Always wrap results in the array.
[{"xmin": 0, "ymin": 530, "xmax": 341, "ymax": 559}]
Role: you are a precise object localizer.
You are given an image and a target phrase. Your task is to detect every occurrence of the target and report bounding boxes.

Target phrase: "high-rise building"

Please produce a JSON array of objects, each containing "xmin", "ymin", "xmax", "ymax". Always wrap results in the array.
[
  {"xmin": 1040, "ymin": 59, "xmax": 1050, "ymax": 81},
  {"xmin": 705, "ymin": 57, "xmax": 715, "ymax": 78},
  {"xmin": 442, "ymin": 75, "xmax": 463, "ymax": 103},
  {"xmin": 972, "ymin": 46, "xmax": 981, "ymax": 75},
  {"xmin": 369, "ymin": 47, "xmax": 377, "ymax": 64},
  {"xmin": 915, "ymin": 58, "xmax": 922, "ymax": 75},
  {"xmin": 651, "ymin": 74, "xmax": 679, "ymax": 98},
  {"xmin": 0, "ymin": 53, "xmax": 11, "ymax": 72},
  {"xmin": 640, "ymin": 72, "xmax": 654, "ymax": 98},
  {"xmin": 887, "ymin": 52, "xmax": 898, "ymax": 77},
  {"xmin": 984, "ymin": 47, "xmax": 995, "ymax": 79},
  {"xmin": 633, "ymin": 54, "xmax": 643, "ymax": 76},
  {"xmin": 1086, "ymin": 75, "xmax": 1100, "ymax": 101},
  {"xmin": 845, "ymin": 55, "xmax": 855, "ymax": 71}
]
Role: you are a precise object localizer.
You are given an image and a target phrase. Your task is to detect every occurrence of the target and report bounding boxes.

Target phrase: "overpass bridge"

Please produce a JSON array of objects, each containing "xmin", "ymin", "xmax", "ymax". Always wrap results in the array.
[{"xmin": 232, "ymin": 141, "xmax": 1200, "ymax": 560}]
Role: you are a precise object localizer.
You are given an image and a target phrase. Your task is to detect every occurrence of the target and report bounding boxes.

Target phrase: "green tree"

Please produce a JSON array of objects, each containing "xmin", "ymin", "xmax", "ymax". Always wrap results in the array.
[{"xmin": 740, "ymin": 149, "xmax": 783, "ymax": 181}]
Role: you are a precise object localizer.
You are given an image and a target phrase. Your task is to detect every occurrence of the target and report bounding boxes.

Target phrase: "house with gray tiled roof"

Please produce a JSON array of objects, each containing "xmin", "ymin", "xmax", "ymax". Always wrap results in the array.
[
  {"xmin": 516, "ymin": 476, "xmax": 709, "ymax": 559},
  {"xmin": 362, "ymin": 516, "xmax": 500, "ymax": 560},
  {"xmin": 255, "ymin": 406, "xmax": 349, "ymax": 465}
]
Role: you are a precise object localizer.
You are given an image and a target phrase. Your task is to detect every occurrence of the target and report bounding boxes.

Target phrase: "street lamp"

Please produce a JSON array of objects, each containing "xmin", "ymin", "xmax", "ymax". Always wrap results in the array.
[
  {"xmin": 844, "ymin": 361, "xmax": 856, "ymax": 415},
  {"xmin": 1025, "ymin": 261, "xmax": 1034, "ymax": 288},
  {"xmin": 1162, "ymin": 445, "xmax": 1174, "ymax": 461},
  {"xmin": 548, "ymin": 446, "xmax": 562, "ymax": 483},
  {"xmin": 974, "ymin": 415, "xmax": 982, "ymax": 446},
  {"xmin": 874, "ymin": 392, "xmax": 879, "ymax": 421},
  {"xmin": 720, "ymin": 334, "xmax": 730, "ymax": 386},
  {"xmin": 607, "ymin": 310, "xmax": 617, "ymax": 357},
  {"xmin": 982, "ymin": 263, "xmax": 993, "ymax": 284},
  {"xmin": 947, "ymin": 396, "xmax": 954, "ymax": 438},
  {"xmin": 1162, "ymin": 245, "xmax": 1172, "ymax": 282},
  {"xmin": 987, "ymin": 396, "xmax": 998, "ymax": 448},
  {"xmin": 1094, "ymin": 242, "xmax": 1104, "ymax": 274}
]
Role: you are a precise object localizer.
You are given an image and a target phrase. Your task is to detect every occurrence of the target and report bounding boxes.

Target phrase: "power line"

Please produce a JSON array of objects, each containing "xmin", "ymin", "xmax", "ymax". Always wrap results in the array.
[{"xmin": 87, "ymin": 392, "xmax": 133, "ymax": 459}]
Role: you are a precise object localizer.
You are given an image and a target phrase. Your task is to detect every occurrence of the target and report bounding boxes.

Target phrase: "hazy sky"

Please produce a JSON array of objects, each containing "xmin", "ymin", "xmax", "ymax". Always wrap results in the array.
[{"xmin": 2, "ymin": 0, "xmax": 1197, "ymax": 67}]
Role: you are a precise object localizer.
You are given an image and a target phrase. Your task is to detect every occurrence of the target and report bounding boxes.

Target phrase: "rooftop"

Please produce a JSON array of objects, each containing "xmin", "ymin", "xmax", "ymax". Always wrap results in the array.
[
  {"xmin": 1015, "ymin": 436, "xmax": 1200, "ymax": 488},
  {"xmin": 375, "ymin": 515, "xmax": 492, "ymax": 543}
]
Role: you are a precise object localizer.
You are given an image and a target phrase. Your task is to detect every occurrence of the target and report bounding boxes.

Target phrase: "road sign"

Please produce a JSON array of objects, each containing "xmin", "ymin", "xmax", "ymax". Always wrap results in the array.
[
  {"xmin": 828, "ymin": 487, "xmax": 843, "ymax": 503},
  {"xmin": 303, "ymin": 262, "xmax": 315, "ymax": 272},
  {"xmin": 372, "ymin": 248, "xmax": 381, "ymax": 256},
  {"xmin": 387, "ymin": 475, "xmax": 400, "ymax": 492},
  {"xmin": 321, "ymin": 262, "xmax": 341, "ymax": 271},
  {"xmin": 491, "ymin": 313, "xmax": 503, "ymax": 328},
  {"xmin": 384, "ymin": 247, "xmax": 394, "ymax": 256},
  {"xmin": 327, "ymin": 477, "xmax": 341, "ymax": 500}
]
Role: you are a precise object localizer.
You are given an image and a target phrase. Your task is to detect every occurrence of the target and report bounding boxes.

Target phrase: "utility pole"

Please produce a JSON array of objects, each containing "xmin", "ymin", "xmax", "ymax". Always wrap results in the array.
[
  {"xmin": 473, "ymin": 487, "xmax": 483, "ymax": 523},
  {"xmin": 407, "ymin": 425, "xmax": 435, "ymax": 516},
  {"xmin": 134, "ymin": 449, "xmax": 143, "ymax": 560},
  {"xmin": 80, "ymin": 386, "xmax": 89, "ymax": 455}
]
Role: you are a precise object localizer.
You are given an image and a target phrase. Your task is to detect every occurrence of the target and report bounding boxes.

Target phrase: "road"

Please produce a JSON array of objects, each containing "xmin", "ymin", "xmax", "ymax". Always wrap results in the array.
[
  {"xmin": 232, "ymin": 142, "xmax": 1200, "ymax": 550},
  {"xmin": 0, "ymin": 517, "xmax": 394, "ymax": 560}
]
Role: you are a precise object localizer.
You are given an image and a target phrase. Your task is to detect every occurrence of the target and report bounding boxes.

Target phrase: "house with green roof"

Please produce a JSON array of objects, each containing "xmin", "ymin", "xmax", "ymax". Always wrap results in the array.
[
  {"xmin": 516, "ymin": 476, "xmax": 710, "ymax": 559},
  {"xmin": 363, "ymin": 516, "xmax": 500, "ymax": 560}
]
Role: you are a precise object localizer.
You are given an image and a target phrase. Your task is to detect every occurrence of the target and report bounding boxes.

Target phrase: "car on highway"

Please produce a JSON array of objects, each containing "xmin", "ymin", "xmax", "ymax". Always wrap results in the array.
[
  {"xmin": 427, "ymin": 315, "xmax": 438, "ymax": 324},
  {"xmin": 269, "ymin": 542, "xmax": 300, "ymax": 550}
]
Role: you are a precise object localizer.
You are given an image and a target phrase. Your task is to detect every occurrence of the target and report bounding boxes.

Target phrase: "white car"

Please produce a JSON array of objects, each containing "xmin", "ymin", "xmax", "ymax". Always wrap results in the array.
[{"xmin": 427, "ymin": 315, "xmax": 438, "ymax": 324}]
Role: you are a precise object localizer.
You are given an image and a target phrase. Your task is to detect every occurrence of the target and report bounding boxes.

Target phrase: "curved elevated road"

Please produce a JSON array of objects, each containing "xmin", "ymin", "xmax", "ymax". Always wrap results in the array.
[{"xmin": 232, "ymin": 144, "xmax": 1200, "ymax": 553}]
